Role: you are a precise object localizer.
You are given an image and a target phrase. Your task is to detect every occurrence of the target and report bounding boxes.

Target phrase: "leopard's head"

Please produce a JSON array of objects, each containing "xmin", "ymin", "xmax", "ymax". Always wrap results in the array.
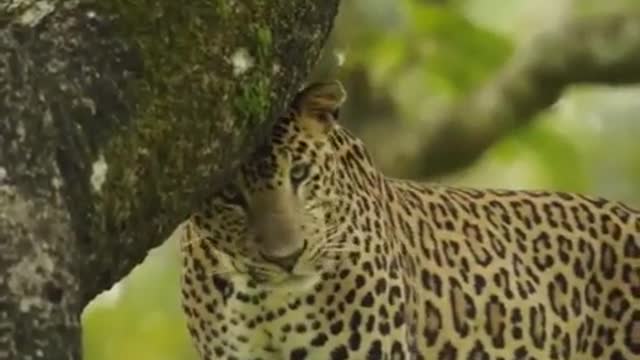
[{"xmin": 192, "ymin": 81, "xmax": 374, "ymax": 289}]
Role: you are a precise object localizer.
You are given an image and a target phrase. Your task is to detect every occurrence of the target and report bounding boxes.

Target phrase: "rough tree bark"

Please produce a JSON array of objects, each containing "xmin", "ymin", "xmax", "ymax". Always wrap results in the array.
[{"xmin": 0, "ymin": 1, "xmax": 340, "ymax": 359}]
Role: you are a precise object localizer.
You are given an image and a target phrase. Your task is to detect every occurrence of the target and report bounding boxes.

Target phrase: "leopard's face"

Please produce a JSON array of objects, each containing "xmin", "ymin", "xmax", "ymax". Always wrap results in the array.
[{"xmin": 191, "ymin": 82, "xmax": 352, "ymax": 288}]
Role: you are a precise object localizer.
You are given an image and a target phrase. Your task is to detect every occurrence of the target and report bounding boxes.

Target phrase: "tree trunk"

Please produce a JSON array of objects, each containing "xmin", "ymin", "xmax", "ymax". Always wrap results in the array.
[{"xmin": 0, "ymin": 1, "xmax": 340, "ymax": 358}]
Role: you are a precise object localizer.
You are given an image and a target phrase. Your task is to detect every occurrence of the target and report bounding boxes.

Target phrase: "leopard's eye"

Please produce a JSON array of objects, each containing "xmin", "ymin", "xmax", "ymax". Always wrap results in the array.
[
  {"xmin": 290, "ymin": 163, "xmax": 311, "ymax": 185},
  {"xmin": 219, "ymin": 185, "xmax": 246, "ymax": 208}
]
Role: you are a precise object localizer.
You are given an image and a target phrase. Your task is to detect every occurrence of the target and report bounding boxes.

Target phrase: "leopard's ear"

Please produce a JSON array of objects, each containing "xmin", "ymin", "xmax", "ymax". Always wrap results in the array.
[{"xmin": 292, "ymin": 80, "xmax": 347, "ymax": 121}]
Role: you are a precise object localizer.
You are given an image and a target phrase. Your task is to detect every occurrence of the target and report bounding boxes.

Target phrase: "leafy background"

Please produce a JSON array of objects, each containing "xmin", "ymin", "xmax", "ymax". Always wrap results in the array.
[{"xmin": 82, "ymin": 0, "xmax": 640, "ymax": 358}]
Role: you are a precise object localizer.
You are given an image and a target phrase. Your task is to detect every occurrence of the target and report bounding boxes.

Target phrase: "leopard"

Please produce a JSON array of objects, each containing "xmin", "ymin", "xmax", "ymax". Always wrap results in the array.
[{"xmin": 179, "ymin": 80, "xmax": 640, "ymax": 360}]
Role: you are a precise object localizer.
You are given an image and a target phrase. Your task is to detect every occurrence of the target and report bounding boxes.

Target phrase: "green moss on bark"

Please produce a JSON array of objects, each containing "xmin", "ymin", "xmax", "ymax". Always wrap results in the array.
[
  {"xmin": 78, "ymin": 0, "xmax": 340, "ymax": 300},
  {"xmin": 89, "ymin": 0, "xmax": 282, "ymax": 224}
]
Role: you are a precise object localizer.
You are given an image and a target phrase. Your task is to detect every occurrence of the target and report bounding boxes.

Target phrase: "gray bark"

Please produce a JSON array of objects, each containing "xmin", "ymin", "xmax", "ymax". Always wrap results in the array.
[{"xmin": 0, "ymin": 0, "xmax": 340, "ymax": 359}]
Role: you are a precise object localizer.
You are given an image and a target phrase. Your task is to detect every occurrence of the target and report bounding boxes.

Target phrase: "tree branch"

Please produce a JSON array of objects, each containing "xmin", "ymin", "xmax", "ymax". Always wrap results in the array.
[
  {"xmin": 407, "ymin": 11, "xmax": 640, "ymax": 179},
  {"xmin": 0, "ymin": 1, "xmax": 339, "ymax": 358}
]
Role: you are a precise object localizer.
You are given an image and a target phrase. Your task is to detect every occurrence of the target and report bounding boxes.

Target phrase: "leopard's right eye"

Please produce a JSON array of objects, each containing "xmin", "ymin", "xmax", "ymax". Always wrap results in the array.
[
  {"xmin": 219, "ymin": 185, "xmax": 246, "ymax": 208},
  {"xmin": 290, "ymin": 163, "xmax": 311, "ymax": 185}
]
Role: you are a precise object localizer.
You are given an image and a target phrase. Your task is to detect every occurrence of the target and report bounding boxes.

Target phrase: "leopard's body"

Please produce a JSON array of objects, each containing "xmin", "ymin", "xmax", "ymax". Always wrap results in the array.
[{"xmin": 180, "ymin": 81, "xmax": 640, "ymax": 360}]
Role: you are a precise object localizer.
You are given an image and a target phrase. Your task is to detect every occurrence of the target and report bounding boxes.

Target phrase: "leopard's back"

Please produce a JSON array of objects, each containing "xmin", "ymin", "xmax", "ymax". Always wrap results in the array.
[{"xmin": 388, "ymin": 179, "xmax": 640, "ymax": 359}]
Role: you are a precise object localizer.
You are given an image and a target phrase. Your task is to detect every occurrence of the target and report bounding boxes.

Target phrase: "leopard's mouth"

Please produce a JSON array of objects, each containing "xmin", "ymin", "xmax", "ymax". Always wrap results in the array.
[
  {"xmin": 259, "ymin": 248, "xmax": 303, "ymax": 272},
  {"xmin": 258, "ymin": 240, "xmax": 308, "ymax": 273}
]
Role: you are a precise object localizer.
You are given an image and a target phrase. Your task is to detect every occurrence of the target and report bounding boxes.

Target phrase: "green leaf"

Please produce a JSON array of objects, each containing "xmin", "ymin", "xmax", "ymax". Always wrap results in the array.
[{"xmin": 514, "ymin": 119, "xmax": 589, "ymax": 193}]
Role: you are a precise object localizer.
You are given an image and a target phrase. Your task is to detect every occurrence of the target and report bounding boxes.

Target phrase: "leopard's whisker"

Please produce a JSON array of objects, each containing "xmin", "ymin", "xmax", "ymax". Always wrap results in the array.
[
  {"xmin": 304, "ymin": 198, "xmax": 340, "ymax": 210},
  {"xmin": 322, "ymin": 248, "xmax": 360, "ymax": 254},
  {"xmin": 306, "ymin": 232, "xmax": 347, "ymax": 255},
  {"xmin": 321, "ymin": 243, "xmax": 359, "ymax": 251},
  {"xmin": 321, "ymin": 242, "xmax": 356, "ymax": 249}
]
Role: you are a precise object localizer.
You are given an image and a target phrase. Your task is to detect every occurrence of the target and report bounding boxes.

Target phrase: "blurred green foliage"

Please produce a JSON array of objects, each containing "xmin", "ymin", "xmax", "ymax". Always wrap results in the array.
[
  {"xmin": 83, "ymin": 0, "xmax": 640, "ymax": 358},
  {"xmin": 83, "ymin": 231, "xmax": 198, "ymax": 360}
]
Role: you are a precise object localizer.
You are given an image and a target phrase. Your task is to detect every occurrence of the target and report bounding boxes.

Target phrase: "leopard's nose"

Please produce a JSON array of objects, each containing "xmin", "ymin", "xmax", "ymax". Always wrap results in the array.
[{"xmin": 260, "ymin": 244, "xmax": 306, "ymax": 272}]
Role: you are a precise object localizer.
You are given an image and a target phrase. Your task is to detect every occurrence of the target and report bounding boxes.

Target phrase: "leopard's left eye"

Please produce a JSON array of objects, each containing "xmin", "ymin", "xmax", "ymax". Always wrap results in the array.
[
  {"xmin": 219, "ymin": 185, "xmax": 247, "ymax": 208},
  {"xmin": 290, "ymin": 163, "xmax": 311, "ymax": 184}
]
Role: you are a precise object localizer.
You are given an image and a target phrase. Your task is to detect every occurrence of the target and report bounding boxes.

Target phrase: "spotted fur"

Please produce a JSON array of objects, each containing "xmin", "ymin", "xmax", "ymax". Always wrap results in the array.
[{"xmin": 180, "ymin": 81, "xmax": 640, "ymax": 360}]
